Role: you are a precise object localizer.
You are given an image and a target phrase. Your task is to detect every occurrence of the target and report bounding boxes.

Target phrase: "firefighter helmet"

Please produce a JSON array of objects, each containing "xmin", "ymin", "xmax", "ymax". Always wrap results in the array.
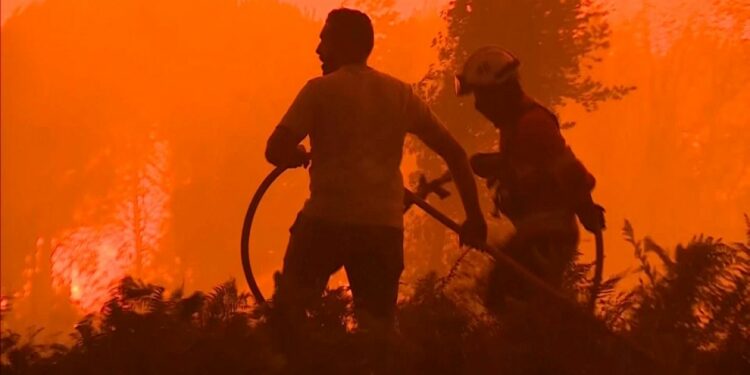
[{"xmin": 455, "ymin": 46, "xmax": 520, "ymax": 96}]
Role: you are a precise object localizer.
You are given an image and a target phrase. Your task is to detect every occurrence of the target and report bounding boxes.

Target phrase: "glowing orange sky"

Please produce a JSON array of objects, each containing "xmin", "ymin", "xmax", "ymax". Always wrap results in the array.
[
  {"xmin": 1, "ymin": 0, "xmax": 748, "ymax": 334},
  {"xmin": 2, "ymin": 0, "xmax": 439, "ymax": 23}
]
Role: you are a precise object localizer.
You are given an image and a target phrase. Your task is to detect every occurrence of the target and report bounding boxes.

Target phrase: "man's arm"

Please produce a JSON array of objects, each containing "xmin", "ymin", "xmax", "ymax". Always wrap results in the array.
[
  {"xmin": 265, "ymin": 126, "xmax": 309, "ymax": 168},
  {"xmin": 407, "ymin": 96, "xmax": 487, "ymax": 246},
  {"xmin": 469, "ymin": 152, "xmax": 504, "ymax": 179},
  {"xmin": 414, "ymin": 125, "xmax": 483, "ymax": 220},
  {"xmin": 264, "ymin": 80, "xmax": 316, "ymax": 168},
  {"xmin": 415, "ymin": 126, "xmax": 487, "ymax": 247}
]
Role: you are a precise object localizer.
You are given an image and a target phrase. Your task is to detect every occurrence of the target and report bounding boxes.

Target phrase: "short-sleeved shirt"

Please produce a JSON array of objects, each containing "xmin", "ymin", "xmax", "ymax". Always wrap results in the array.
[{"xmin": 277, "ymin": 64, "xmax": 444, "ymax": 229}]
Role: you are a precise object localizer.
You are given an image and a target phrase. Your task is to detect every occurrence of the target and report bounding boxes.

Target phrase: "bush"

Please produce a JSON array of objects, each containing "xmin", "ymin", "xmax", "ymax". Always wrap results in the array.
[{"xmin": 2, "ymin": 221, "xmax": 749, "ymax": 374}]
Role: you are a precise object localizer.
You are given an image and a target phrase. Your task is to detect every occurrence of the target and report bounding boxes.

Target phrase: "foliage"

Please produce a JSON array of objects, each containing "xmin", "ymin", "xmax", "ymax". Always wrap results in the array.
[
  {"xmin": 417, "ymin": 0, "xmax": 634, "ymax": 154},
  {"xmin": 603, "ymin": 219, "xmax": 750, "ymax": 372},
  {"xmin": 557, "ymin": 2, "xmax": 750, "ymax": 268},
  {"xmin": 425, "ymin": 0, "xmax": 633, "ymax": 110},
  {"xmin": 0, "ymin": 0, "xmax": 324, "ymax": 310},
  {"xmin": 2, "ymin": 221, "xmax": 749, "ymax": 374},
  {"xmin": 1, "ymin": 0, "xmax": 443, "ymax": 331}
]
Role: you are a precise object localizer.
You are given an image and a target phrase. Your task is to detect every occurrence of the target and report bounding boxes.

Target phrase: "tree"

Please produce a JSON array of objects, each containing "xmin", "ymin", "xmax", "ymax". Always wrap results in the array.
[{"xmin": 558, "ymin": 1, "xmax": 750, "ymax": 258}]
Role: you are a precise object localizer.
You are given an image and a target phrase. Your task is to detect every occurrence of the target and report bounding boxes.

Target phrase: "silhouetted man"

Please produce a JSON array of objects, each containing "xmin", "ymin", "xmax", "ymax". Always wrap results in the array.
[
  {"xmin": 455, "ymin": 46, "xmax": 605, "ymax": 309},
  {"xmin": 265, "ymin": 8, "xmax": 486, "ymax": 351}
]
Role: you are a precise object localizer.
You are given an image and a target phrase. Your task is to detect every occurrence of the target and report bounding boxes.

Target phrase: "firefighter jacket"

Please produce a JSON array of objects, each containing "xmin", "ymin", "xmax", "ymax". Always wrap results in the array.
[{"xmin": 471, "ymin": 101, "xmax": 601, "ymax": 232}]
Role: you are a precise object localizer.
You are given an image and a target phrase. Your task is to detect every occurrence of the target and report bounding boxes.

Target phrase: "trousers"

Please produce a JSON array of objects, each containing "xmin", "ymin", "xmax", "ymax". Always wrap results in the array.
[{"xmin": 272, "ymin": 214, "xmax": 404, "ymax": 327}]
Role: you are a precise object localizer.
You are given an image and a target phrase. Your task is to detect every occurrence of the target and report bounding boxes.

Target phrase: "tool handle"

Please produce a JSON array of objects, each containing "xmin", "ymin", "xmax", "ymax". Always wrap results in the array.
[
  {"xmin": 405, "ymin": 189, "xmax": 582, "ymax": 307},
  {"xmin": 404, "ymin": 189, "xmax": 462, "ymax": 233}
]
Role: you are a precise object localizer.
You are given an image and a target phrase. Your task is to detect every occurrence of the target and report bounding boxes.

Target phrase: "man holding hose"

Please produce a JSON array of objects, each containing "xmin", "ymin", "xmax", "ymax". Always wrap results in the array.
[{"xmin": 265, "ymin": 8, "xmax": 486, "ymax": 341}]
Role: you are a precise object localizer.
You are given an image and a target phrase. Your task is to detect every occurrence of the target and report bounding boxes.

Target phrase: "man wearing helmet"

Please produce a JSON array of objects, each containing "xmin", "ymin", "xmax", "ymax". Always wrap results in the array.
[{"xmin": 456, "ymin": 46, "xmax": 605, "ymax": 309}]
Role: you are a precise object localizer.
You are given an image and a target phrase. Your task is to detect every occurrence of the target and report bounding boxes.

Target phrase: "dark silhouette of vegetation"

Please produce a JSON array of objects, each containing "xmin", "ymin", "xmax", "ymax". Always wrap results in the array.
[
  {"xmin": 3, "ymin": 220, "xmax": 748, "ymax": 374},
  {"xmin": 426, "ymin": 0, "xmax": 634, "ymax": 111}
]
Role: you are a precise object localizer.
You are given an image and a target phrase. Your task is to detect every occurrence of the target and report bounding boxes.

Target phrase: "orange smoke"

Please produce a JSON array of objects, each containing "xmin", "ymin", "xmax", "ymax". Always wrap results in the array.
[
  {"xmin": 1, "ymin": 0, "xmax": 747, "ymax": 335},
  {"xmin": 47, "ymin": 135, "xmax": 175, "ymax": 312},
  {"xmin": 0, "ymin": 0, "xmax": 441, "ymax": 332}
]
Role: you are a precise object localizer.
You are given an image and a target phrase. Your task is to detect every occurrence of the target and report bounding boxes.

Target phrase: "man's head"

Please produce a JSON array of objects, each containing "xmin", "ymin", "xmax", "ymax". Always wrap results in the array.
[
  {"xmin": 316, "ymin": 8, "xmax": 374, "ymax": 75},
  {"xmin": 456, "ymin": 46, "xmax": 523, "ymax": 125}
]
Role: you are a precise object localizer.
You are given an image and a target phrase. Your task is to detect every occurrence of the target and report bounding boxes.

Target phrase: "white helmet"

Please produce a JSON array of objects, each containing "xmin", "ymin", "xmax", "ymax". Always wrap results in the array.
[{"xmin": 455, "ymin": 46, "xmax": 520, "ymax": 96}]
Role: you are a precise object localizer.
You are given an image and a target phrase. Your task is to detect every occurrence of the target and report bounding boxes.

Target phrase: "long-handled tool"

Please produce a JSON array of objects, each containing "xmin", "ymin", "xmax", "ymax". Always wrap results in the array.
[
  {"xmin": 241, "ymin": 167, "xmax": 662, "ymax": 372},
  {"xmin": 242, "ymin": 167, "xmax": 600, "ymax": 310},
  {"xmin": 403, "ymin": 188, "xmax": 580, "ymax": 307},
  {"xmin": 406, "ymin": 171, "xmax": 606, "ymax": 311},
  {"xmin": 402, "ymin": 187, "xmax": 660, "ymax": 373}
]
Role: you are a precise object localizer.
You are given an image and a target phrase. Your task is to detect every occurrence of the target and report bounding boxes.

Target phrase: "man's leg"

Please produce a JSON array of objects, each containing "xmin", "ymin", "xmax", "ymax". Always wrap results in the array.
[
  {"xmin": 342, "ymin": 224, "xmax": 404, "ymax": 373},
  {"xmin": 343, "ymin": 224, "xmax": 404, "ymax": 329},
  {"xmin": 270, "ymin": 215, "xmax": 343, "ymax": 358},
  {"xmin": 274, "ymin": 217, "xmax": 342, "ymax": 312}
]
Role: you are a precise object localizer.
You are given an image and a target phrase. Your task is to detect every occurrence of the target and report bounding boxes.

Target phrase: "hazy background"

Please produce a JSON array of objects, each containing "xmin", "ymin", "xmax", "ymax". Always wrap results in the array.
[{"xmin": 2, "ymin": 0, "xmax": 748, "ymax": 335}]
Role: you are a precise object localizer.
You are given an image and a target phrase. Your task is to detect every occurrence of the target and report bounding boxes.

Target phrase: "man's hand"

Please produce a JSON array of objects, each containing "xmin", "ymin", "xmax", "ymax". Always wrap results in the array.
[
  {"xmin": 408, "ymin": 97, "xmax": 485, "ymax": 247},
  {"xmin": 287, "ymin": 145, "xmax": 310, "ymax": 169},
  {"xmin": 266, "ymin": 126, "xmax": 310, "ymax": 168},
  {"xmin": 460, "ymin": 215, "xmax": 488, "ymax": 249},
  {"xmin": 577, "ymin": 203, "xmax": 606, "ymax": 233},
  {"xmin": 469, "ymin": 152, "xmax": 503, "ymax": 179},
  {"xmin": 270, "ymin": 144, "xmax": 310, "ymax": 169}
]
